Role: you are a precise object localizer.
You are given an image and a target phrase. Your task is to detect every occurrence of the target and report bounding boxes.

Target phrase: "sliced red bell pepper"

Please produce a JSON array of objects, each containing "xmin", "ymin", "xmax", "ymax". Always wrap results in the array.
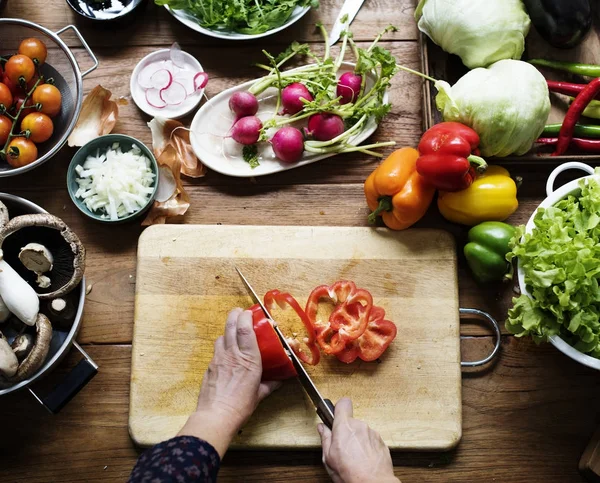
[
  {"xmin": 305, "ymin": 281, "xmax": 373, "ymax": 354},
  {"xmin": 250, "ymin": 304, "xmax": 297, "ymax": 381},
  {"xmin": 264, "ymin": 289, "xmax": 320, "ymax": 366},
  {"xmin": 416, "ymin": 122, "xmax": 487, "ymax": 192},
  {"xmin": 335, "ymin": 304, "xmax": 398, "ymax": 364}
]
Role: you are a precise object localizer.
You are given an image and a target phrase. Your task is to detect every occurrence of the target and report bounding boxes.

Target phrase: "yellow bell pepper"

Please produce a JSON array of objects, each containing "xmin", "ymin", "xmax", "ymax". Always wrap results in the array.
[{"xmin": 437, "ymin": 165, "xmax": 518, "ymax": 226}]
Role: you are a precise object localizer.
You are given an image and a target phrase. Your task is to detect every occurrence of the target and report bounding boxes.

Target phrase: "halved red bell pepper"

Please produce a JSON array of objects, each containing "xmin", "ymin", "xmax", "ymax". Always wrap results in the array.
[
  {"xmin": 416, "ymin": 122, "xmax": 487, "ymax": 192},
  {"xmin": 250, "ymin": 304, "xmax": 297, "ymax": 381},
  {"xmin": 305, "ymin": 281, "xmax": 373, "ymax": 354},
  {"xmin": 264, "ymin": 289, "xmax": 320, "ymax": 366},
  {"xmin": 335, "ymin": 304, "xmax": 398, "ymax": 364}
]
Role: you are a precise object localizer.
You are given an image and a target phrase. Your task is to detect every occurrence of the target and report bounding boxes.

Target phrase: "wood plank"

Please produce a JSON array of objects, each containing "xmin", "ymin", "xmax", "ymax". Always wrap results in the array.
[
  {"xmin": 0, "ymin": 340, "xmax": 597, "ymax": 482},
  {"xmin": 5, "ymin": 0, "xmax": 419, "ymax": 48}
]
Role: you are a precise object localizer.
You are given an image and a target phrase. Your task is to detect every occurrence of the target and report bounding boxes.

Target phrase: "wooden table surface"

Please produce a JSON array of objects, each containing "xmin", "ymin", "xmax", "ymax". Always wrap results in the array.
[{"xmin": 0, "ymin": 1, "xmax": 599, "ymax": 482}]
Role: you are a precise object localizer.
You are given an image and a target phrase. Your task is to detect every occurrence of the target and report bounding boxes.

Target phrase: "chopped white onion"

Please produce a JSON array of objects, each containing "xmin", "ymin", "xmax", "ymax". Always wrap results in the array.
[{"xmin": 74, "ymin": 143, "xmax": 156, "ymax": 221}]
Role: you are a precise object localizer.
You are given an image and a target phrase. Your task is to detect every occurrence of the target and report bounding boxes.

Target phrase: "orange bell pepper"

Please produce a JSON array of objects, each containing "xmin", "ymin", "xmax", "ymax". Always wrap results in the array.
[{"xmin": 364, "ymin": 147, "xmax": 435, "ymax": 230}]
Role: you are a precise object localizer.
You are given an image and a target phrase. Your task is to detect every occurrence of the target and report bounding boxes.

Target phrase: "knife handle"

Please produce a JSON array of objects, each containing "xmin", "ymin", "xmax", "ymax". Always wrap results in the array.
[{"xmin": 317, "ymin": 398, "xmax": 335, "ymax": 429}]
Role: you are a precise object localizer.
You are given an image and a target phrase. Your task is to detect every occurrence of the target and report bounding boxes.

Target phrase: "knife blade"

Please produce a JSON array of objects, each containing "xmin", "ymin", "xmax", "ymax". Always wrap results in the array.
[
  {"xmin": 235, "ymin": 266, "xmax": 335, "ymax": 429},
  {"xmin": 329, "ymin": 0, "xmax": 366, "ymax": 46}
]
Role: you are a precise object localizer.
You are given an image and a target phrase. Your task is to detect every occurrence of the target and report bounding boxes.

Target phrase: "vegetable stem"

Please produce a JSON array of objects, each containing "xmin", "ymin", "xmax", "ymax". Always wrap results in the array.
[{"xmin": 368, "ymin": 196, "xmax": 393, "ymax": 224}]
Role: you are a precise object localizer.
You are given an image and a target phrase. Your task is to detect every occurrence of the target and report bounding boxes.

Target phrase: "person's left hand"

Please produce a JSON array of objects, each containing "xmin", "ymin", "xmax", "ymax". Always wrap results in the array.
[{"xmin": 178, "ymin": 308, "xmax": 281, "ymax": 457}]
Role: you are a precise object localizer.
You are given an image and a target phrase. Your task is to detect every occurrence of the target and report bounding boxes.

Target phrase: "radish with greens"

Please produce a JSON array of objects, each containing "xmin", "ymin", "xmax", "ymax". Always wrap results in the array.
[
  {"xmin": 281, "ymin": 82, "xmax": 313, "ymax": 115},
  {"xmin": 231, "ymin": 116, "xmax": 263, "ymax": 145},
  {"xmin": 229, "ymin": 91, "xmax": 259, "ymax": 122},
  {"xmin": 337, "ymin": 72, "xmax": 362, "ymax": 104},
  {"xmin": 271, "ymin": 127, "xmax": 304, "ymax": 163},
  {"xmin": 305, "ymin": 113, "xmax": 345, "ymax": 141}
]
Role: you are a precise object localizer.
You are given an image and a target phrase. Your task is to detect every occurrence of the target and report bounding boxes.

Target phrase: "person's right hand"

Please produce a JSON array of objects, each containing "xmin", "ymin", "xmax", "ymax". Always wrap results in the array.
[{"xmin": 317, "ymin": 398, "xmax": 400, "ymax": 483}]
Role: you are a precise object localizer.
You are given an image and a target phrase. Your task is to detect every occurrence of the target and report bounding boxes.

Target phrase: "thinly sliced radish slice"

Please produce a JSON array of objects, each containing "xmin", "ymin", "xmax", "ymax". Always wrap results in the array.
[
  {"xmin": 150, "ymin": 69, "xmax": 173, "ymax": 90},
  {"xmin": 138, "ymin": 61, "xmax": 166, "ymax": 89},
  {"xmin": 146, "ymin": 88, "xmax": 166, "ymax": 109},
  {"xmin": 170, "ymin": 42, "xmax": 186, "ymax": 69},
  {"xmin": 194, "ymin": 72, "xmax": 209, "ymax": 91},
  {"xmin": 160, "ymin": 81, "xmax": 187, "ymax": 105}
]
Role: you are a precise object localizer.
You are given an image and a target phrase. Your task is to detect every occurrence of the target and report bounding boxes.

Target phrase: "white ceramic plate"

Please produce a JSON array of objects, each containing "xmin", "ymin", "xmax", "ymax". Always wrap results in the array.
[
  {"xmin": 189, "ymin": 62, "xmax": 388, "ymax": 177},
  {"xmin": 130, "ymin": 49, "xmax": 205, "ymax": 119},
  {"xmin": 165, "ymin": 5, "xmax": 311, "ymax": 40}
]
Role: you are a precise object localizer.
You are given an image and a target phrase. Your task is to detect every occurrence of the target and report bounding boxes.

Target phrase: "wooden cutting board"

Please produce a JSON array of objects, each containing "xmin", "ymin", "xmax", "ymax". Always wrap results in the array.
[{"xmin": 129, "ymin": 225, "xmax": 461, "ymax": 450}]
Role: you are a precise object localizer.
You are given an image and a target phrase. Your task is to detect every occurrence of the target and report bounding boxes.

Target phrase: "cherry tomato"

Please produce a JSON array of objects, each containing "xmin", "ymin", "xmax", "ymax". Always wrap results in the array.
[
  {"xmin": 13, "ymin": 95, "xmax": 35, "ymax": 121},
  {"xmin": 4, "ymin": 55, "xmax": 36, "ymax": 86},
  {"xmin": 21, "ymin": 112, "xmax": 53, "ymax": 143},
  {"xmin": 32, "ymin": 84, "xmax": 61, "ymax": 117},
  {"xmin": 0, "ymin": 83, "xmax": 13, "ymax": 110},
  {"xmin": 6, "ymin": 137, "xmax": 37, "ymax": 168},
  {"xmin": 18, "ymin": 38, "xmax": 47, "ymax": 66},
  {"xmin": 25, "ymin": 74, "xmax": 41, "ymax": 93},
  {"xmin": 2, "ymin": 74, "xmax": 20, "ymax": 96},
  {"xmin": 0, "ymin": 116, "xmax": 12, "ymax": 145}
]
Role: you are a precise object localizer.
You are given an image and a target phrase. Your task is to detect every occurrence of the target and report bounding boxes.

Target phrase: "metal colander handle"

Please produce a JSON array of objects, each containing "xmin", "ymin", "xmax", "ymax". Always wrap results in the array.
[
  {"xmin": 55, "ymin": 25, "xmax": 98, "ymax": 78},
  {"xmin": 459, "ymin": 308, "xmax": 502, "ymax": 367}
]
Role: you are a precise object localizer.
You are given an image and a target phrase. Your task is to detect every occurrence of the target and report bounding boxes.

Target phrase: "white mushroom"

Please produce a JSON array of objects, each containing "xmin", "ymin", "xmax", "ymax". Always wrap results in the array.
[
  {"xmin": 19, "ymin": 243, "xmax": 54, "ymax": 288},
  {"xmin": 46, "ymin": 297, "xmax": 77, "ymax": 329},
  {"xmin": 0, "ymin": 334, "xmax": 18, "ymax": 378},
  {"xmin": 0, "ymin": 250, "xmax": 39, "ymax": 326},
  {"xmin": 0, "ymin": 295, "xmax": 10, "ymax": 323},
  {"xmin": 11, "ymin": 333, "xmax": 34, "ymax": 361}
]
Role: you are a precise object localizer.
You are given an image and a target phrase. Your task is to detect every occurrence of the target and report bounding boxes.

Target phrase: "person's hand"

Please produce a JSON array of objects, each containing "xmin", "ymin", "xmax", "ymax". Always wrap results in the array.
[
  {"xmin": 179, "ymin": 308, "xmax": 280, "ymax": 457},
  {"xmin": 317, "ymin": 398, "xmax": 400, "ymax": 483}
]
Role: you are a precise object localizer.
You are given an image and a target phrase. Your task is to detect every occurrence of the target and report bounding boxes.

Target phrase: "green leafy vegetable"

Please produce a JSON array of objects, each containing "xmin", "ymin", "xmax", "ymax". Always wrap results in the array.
[
  {"xmin": 155, "ymin": 0, "xmax": 319, "ymax": 35},
  {"xmin": 243, "ymin": 144, "xmax": 260, "ymax": 168},
  {"xmin": 507, "ymin": 172, "xmax": 600, "ymax": 358}
]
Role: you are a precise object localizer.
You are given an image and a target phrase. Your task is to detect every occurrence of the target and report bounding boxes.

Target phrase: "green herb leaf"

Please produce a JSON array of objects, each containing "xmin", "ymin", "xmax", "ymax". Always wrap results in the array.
[{"xmin": 243, "ymin": 144, "xmax": 260, "ymax": 168}]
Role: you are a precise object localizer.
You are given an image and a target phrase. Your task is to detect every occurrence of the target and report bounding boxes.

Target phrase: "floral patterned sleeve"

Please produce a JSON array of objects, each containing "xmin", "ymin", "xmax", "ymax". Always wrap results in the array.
[{"xmin": 128, "ymin": 436, "xmax": 221, "ymax": 483}]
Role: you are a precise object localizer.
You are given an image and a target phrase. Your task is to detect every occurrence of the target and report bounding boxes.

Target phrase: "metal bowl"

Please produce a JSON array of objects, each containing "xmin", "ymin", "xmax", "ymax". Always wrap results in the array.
[
  {"xmin": 0, "ymin": 193, "xmax": 97, "ymax": 412},
  {"xmin": 0, "ymin": 19, "xmax": 98, "ymax": 177}
]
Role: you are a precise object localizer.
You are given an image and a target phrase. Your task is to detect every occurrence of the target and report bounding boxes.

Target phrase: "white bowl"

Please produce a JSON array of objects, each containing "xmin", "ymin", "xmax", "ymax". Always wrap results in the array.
[
  {"xmin": 518, "ymin": 161, "xmax": 600, "ymax": 371},
  {"xmin": 130, "ymin": 49, "xmax": 205, "ymax": 119},
  {"xmin": 164, "ymin": 5, "xmax": 311, "ymax": 40}
]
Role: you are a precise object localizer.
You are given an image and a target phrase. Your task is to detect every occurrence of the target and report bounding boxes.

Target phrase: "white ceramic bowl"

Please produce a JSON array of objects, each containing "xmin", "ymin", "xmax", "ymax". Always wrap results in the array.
[
  {"xmin": 130, "ymin": 49, "xmax": 205, "ymax": 119},
  {"xmin": 518, "ymin": 162, "xmax": 600, "ymax": 371},
  {"xmin": 164, "ymin": 5, "xmax": 311, "ymax": 40}
]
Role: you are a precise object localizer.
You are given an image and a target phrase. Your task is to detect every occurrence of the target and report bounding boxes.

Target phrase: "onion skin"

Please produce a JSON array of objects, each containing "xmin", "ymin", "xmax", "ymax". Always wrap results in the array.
[
  {"xmin": 271, "ymin": 127, "xmax": 304, "ymax": 163},
  {"xmin": 306, "ymin": 113, "xmax": 345, "ymax": 141},
  {"xmin": 336, "ymin": 72, "xmax": 362, "ymax": 104},
  {"xmin": 281, "ymin": 83, "xmax": 313, "ymax": 115},
  {"xmin": 231, "ymin": 116, "xmax": 263, "ymax": 145}
]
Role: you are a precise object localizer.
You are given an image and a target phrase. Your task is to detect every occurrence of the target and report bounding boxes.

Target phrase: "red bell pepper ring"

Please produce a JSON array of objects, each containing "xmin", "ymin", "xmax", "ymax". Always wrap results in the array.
[
  {"xmin": 305, "ymin": 281, "xmax": 373, "ymax": 354},
  {"xmin": 416, "ymin": 122, "xmax": 487, "ymax": 192},
  {"xmin": 335, "ymin": 305, "xmax": 398, "ymax": 364},
  {"xmin": 250, "ymin": 304, "xmax": 297, "ymax": 381},
  {"xmin": 264, "ymin": 289, "xmax": 320, "ymax": 366}
]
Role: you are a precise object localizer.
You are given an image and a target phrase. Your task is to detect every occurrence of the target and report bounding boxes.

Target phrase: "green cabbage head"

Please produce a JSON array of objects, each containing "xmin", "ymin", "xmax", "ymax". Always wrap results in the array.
[
  {"xmin": 435, "ymin": 59, "xmax": 551, "ymax": 157},
  {"xmin": 415, "ymin": 0, "xmax": 531, "ymax": 69}
]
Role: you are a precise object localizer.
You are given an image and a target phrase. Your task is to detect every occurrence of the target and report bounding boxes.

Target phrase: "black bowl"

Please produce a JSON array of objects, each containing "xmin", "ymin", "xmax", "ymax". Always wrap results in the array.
[{"xmin": 65, "ymin": 0, "xmax": 147, "ymax": 22}]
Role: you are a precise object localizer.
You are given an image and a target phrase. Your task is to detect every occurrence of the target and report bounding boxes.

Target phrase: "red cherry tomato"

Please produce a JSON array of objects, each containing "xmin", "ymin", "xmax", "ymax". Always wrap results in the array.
[
  {"xmin": 0, "ymin": 83, "xmax": 13, "ymax": 110},
  {"xmin": 21, "ymin": 112, "xmax": 53, "ymax": 143},
  {"xmin": 6, "ymin": 137, "xmax": 37, "ymax": 168},
  {"xmin": 4, "ymin": 55, "xmax": 36, "ymax": 86},
  {"xmin": 2, "ymin": 74, "xmax": 20, "ymax": 96},
  {"xmin": 18, "ymin": 38, "xmax": 48, "ymax": 66},
  {"xmin": 32, "ymin": 84, "xmax": 61, "ymax": 117},
  {"xmin": 0, "ymin": 116, "xmax": 12, "ymax": 144},
  {"xmin": 13, "ymin": 95, "xmax": 35, "ymax": 121}
]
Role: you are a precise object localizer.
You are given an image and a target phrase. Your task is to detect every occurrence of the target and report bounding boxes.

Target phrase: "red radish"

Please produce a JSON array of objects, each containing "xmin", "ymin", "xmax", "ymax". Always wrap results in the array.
[
  {"xmin": 281, "ymin": 83, "xmax": 313, "ymax": 115},
  {"xmin": 170, "ymin": 42, "xmax": 186, "ymax": 69},
  {"xmin": 193, "ymin": 72, "xmax": 209, "ymax": 91},
  {"xmin": 146, "ymin": 88, "xmax": 166, "ymax": 109},
  {"xmin": 336, "ymin": 72, "xmax": 362, "ymax": 104},
  {"xmin": 231, "ymin": 116, "xmax": 263, "ymax": 145},
  {"xmin": 305, "ymin": 113, "xmax": 345, "ymax": 141},
  {"xmin": 160, "ymin": 81, "xmax": 187, "ymax": 105},
  {"xmin": 229, "ymin": 91, "xmax": 259, "ymax": 122},
  {"xmin": 271, "ymin": 127, "xmax": 304, "ymax": 163},
  {"xmin": 150, "ymin": 69, "xmax": 173, "ymax": 90},
  {"xmin": 138, "ymin": 62, "xmax": 167, "ymax": 89}
]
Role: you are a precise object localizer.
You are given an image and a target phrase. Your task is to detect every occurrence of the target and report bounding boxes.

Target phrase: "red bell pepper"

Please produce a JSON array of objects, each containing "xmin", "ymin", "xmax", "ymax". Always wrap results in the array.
[
  {"xmin": 264, "ymin": 289, "xmax": 320, "ymax": 366},
  {"xmin": 416, "ymin": 122, "xmax": 487, "ymax": 192},
  {"xmin": 335, "ymin": 305, "xmax": 398, "ymax": 364},
  {"xmin": 250, "ymin": 304, "xmax": 297, "ymax": 381},
  {"xmin": 305, "ymin": 281, "xmax": 373, "ymax": 354}
]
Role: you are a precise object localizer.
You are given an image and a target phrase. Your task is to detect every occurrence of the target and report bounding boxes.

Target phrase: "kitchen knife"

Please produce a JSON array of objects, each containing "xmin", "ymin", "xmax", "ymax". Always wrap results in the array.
[
  {"xmin": 235, "ymin": 266, "xmax": 335, "ymax": 429},
  {"xmin": 329, "ymin": 0, "xmax": 366, "ymax": 46}
]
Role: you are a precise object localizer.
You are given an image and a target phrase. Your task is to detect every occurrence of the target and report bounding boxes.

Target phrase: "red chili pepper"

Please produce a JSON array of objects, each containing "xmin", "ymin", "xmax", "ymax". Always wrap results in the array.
[
  {"xmin": 334, "ymin": 305, "xmax": 397, "ymax": 363},
  {"xmin": 250, "ymin": 304, "xmax": 297, "ymax": 381},
  {"xmin": 554, "ymin": 78, "xmax": 600, "ymax": 156},
  {"xmin": 264, "ymin": 289, "xmax": 320, "ymax": 366},
  {"xmin": 545, "ymin": 80, "xmax": 600, "ymax": 101},
  {"xmin": 416, "ymin": 122, "xmax": 487, "ymax": 192},
  {"xmin": 305, "ymin": 281, "xmax": 373, "ymax": 354},
  {"xmin": 538, "ymin": 136, "xmax": 600, "ymax": 152}
]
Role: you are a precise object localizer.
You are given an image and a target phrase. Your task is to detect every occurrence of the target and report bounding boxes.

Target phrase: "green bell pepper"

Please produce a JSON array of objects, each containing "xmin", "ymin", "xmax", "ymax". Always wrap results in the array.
[{"xmin": 464, "ymin": 221, "xmax": 516, "ymax": 283}]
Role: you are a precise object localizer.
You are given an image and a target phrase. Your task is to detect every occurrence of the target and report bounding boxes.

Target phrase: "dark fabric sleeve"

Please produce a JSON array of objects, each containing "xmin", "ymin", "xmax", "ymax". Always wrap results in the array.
[{"xmin": 128, "ymin": 436, "xmax": 221, "ymax": 483}]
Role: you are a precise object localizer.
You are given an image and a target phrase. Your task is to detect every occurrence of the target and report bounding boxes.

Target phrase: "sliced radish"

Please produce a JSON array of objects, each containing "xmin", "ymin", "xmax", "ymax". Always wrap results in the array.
[
  {"xmin": 175, "ymin": 70, "xmax": 196, "ymax": 96},
  {"xmin": 138, "ymin": 61, "xmax": 166, "ymax": 89},
  {"xmin": 170, "ymin": 42, "xmax": 186, "ymax": 69},
  {"xmin": 194, "ymin": 72, "xmax": 209, "ymax": 91},
  {"xmin": 146, "ymin": 88, "xmax": 166, "ymax": 109},
  {"xmin": 160, "ymin": 81, "xmax": 187, "ymax": 105},
  {"xmin": 150, "ymin": 69, "xmax": 173, "ymax": 90}
]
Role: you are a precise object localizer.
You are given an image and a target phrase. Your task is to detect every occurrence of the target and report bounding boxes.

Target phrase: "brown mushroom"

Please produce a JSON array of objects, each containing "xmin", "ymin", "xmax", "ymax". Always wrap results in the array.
[
  {"xmin": 0, "ymin": 331, "xmax": 18, "ymax": 378},
  {"xmin": 0, "ymin": 201, "xmax": 8, "ymax": 230},
  {"xmin": 10, "ymin": 313, "xmax": 52, "ymax": 382},
  {"xmin": 11, "ymin": 333, "xmax": 34, "ymax": 361},
  {"xmin": 45, "ymin": 297, "xmax": 77, "ymax": 330},
  {"xmin": 19, "ymin": 243, "xmax": 54, "ymax": 288},
  {"xmin": 0, "ymin": 214, "xmax": 85, "ymax": 299}
]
